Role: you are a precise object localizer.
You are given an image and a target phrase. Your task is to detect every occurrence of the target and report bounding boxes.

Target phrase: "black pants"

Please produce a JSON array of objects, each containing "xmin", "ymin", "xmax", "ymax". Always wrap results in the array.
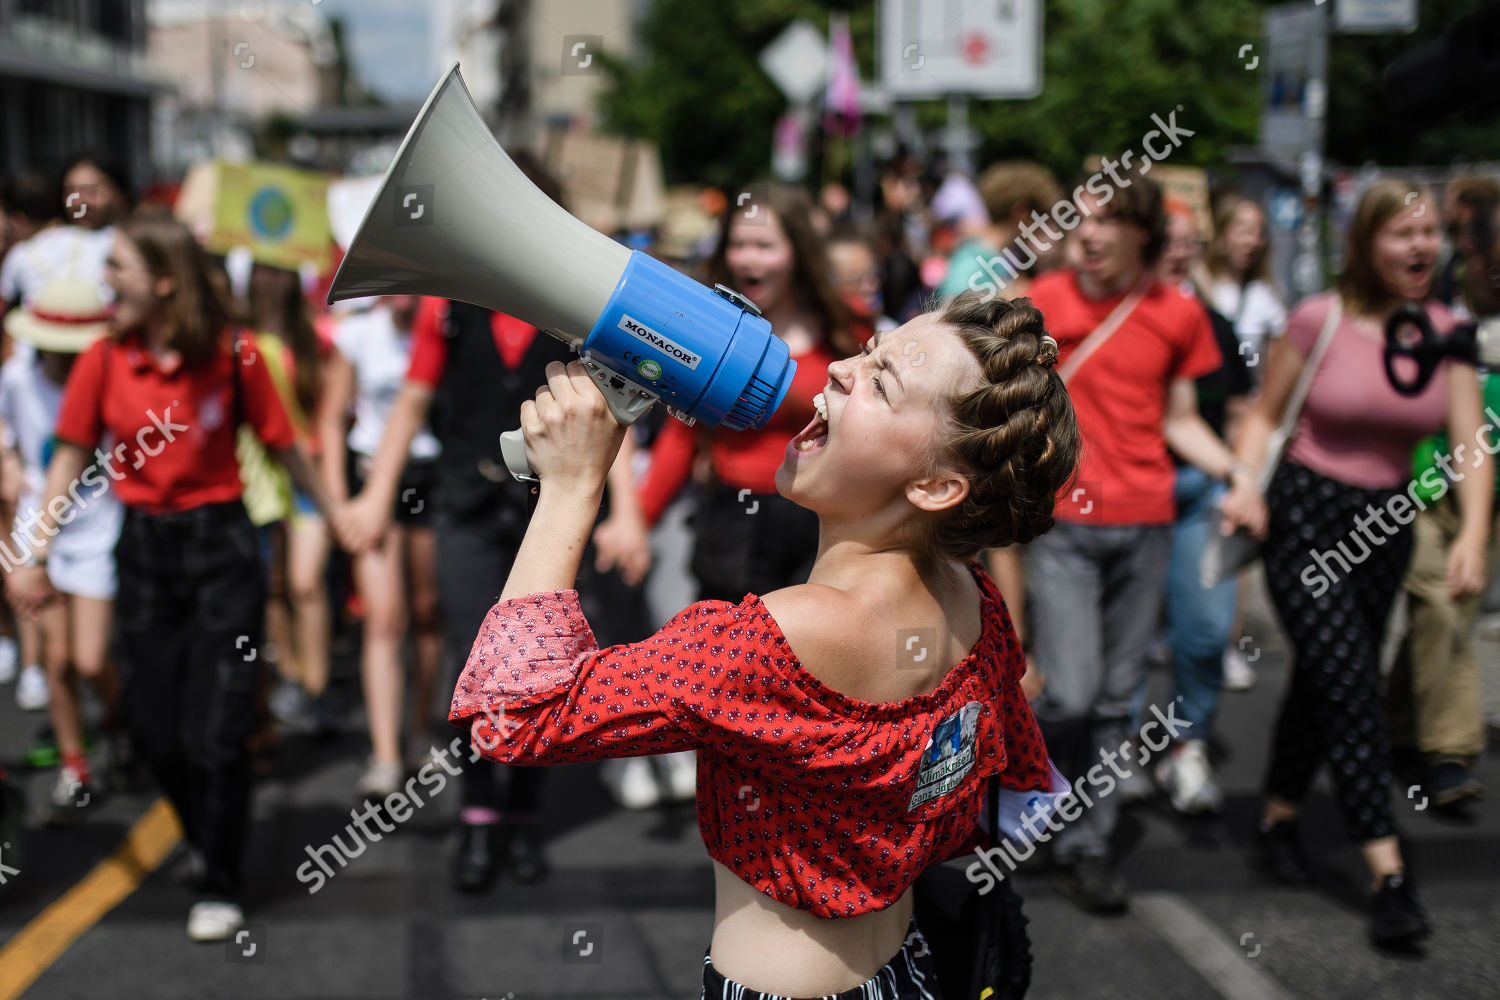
[
  {"xmin": 1261, "ymin": 460, "xmax": 1412, "ymax": 843},
  {"xmin": 689, "ymin": 484, "xmax": 819, "ymax": 603},
  {"xmin": 436, "ymin": 501, "xmax": 645, "ymax": 818},
  {"xmin": 116, "ymin": 501, "xmax": 265, "ymax": 901}
]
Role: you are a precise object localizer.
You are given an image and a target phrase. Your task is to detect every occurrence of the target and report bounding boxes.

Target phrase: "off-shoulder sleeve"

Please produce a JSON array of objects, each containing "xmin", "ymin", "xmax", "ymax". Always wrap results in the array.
[{"xmin": 449, "ymin": 588, "xmax": 738, "ymax": 765}]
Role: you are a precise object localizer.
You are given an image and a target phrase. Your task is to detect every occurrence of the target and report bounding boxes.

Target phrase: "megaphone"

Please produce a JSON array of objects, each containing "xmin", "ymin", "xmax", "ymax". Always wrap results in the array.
[{"xmin": 327, "ymin": 64, "xmax": 796, "ymax": 482}]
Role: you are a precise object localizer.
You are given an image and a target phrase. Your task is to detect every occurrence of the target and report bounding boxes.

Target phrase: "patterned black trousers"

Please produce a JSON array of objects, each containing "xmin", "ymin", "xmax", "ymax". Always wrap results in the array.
[{"xmin": 1261, "ymin": 460, "xmax": 1414, "ymax": 843}]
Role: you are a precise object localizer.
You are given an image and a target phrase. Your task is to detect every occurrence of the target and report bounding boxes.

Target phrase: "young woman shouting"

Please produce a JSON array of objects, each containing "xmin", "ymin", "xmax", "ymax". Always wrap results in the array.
[{"xmin": 451, "ymin": 291, "xmax": 1077, "ymax": 998}]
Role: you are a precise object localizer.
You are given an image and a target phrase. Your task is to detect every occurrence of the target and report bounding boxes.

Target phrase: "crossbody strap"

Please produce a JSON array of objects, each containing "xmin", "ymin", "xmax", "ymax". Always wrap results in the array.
[
  {"xmin": 1257, "ymin": 296, "xmax": 1342, "ymax": 491},
  {"xmin": 1058, "ymin": 274, "xmax": 1154, "ymax": 384}
]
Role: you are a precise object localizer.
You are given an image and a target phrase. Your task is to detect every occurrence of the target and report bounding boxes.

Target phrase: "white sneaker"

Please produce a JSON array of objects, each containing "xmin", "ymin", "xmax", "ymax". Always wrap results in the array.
[
  {"xmin": 659, "ymin": 750, "xmax": 698, "ymax": 803},
  {"xmin": 0, "ymin": 636, "xmax": 17, "ymax": 683},
  {"xmin": 603, "ymin": 757, "xmax": 661, "ymax": 810},
  {"xmin": 356, "ymin": 756, "xmax": 403, "ymax": 800},
  {"xmin": 49, "ymin": 764, "xmax": 92, "ymax": 809},
  {"xmin": 15, "ymin": 664, "xmax": 48, "ymax": 711},
  {"xmin": 1223, "ymin": 648, "xmax": 1256, "ymax": 692},
  {"xmin": 1155, "ymin": 740, "xmax": 1224, "ymax": 814},
  {"xmin": 186, "ymin": 900, "xmax": 245, "ymax": 942}
]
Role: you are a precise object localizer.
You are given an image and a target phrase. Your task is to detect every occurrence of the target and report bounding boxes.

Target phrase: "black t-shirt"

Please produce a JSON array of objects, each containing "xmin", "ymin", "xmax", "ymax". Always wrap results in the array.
[{"xmin": 1176, "ymin": 297, "xmax": 1252, "ymax": 463}]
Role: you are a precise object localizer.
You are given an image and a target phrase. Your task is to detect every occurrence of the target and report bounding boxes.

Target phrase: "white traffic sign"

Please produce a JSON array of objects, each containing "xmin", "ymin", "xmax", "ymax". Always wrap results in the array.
[
  {"xmin": 880, "ymin": 0, "xmax": 1042, "ymax": 98},
  {"xmin": 760, "ymin": 20, "xmax": 828, "ymax": 105},
  {"xmin": 1336, "ymin": 0, "xmax": 1418, "ymax": 33}
]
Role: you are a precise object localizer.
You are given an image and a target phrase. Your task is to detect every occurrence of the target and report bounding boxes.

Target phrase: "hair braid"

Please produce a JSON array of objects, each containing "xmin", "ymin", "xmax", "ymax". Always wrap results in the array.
[{"xmin": 928, "ymin": 291, "xmax": 1081, "ymax": 560}]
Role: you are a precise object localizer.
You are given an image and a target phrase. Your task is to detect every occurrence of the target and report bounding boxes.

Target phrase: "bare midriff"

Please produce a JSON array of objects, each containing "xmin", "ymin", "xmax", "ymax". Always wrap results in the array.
[{"xmin": 707, "ymin": 860, "xmax": 915, "ymax": 995}]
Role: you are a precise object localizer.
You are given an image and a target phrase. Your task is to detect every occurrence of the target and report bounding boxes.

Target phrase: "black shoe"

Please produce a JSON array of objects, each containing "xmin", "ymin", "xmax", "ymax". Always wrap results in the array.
[
  {"xmin": 1428, "ymin": 759, "xmax": 1483, "ymax": 811},
  {"xmin": 1254, "ymin": 819, "xmax": 1311, "ymax": 885},
  {"xmin": 501, "ymin": 823, "xmax": 549, "ymax": 885},
  {"xmin": 450, "ymin": 822, "xmax": 500, "ymax": 894},
  {"xmin": 1371, "ymin": 872, "xmax": 1431, "ymax": 948},
  {"xmin": 1056, "ymin": 855, "xmax": 1127, "ymax": 914},
  {"xmin": 306, "ymin": 693, "xmax": 343, "ymax": 742}
]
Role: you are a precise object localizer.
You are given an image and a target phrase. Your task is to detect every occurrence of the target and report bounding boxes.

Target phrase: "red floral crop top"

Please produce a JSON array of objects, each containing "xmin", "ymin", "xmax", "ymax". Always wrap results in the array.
[{"xmin": 449, "ymin": 561, "xmax": 1055, "ymax": 919}]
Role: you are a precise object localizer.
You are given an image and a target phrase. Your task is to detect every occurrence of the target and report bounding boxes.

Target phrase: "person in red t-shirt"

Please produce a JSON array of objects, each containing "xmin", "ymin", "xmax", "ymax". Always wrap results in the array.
[
  {"xmin": 449, "ymin": 289, "xmax": 1079, "ymax": 998},
  {"xmin": 338, "ymin": 154, "xmax": 651, "ymax": 895},
  {"xmin": 1022, "ymin": 171, "xmax": 1244, "ymax": 915},
  {"xmin": 616, "ymin": 183, "xmax": 855, "ymax": 604},
  {"xmin": 7, "ymin": 211, "xmax": 343, "ymax": 943}
]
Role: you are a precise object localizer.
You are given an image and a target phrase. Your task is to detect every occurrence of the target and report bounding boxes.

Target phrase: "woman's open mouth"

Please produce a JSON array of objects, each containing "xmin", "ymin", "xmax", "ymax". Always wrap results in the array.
[{"xmin": 791, "ymin": 392, "xmax": 830, "ymax": 455}]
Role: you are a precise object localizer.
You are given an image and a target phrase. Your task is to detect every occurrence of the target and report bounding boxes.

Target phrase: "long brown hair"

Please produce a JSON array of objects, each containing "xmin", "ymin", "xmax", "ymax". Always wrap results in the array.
[
  {"xmin": 117, "ymin": 209, "xmax": 231, "ymax": 365},
  {"xmin": 249, "ymin": 264, "xmax": 321, "ymax": 415},
  {"xmin": 1338, "ymin": 178, "xmax": 1431, "ymax": 317},
  {"xmin": 1204, "ymin": 192, "xmax": 1271, "ymax": 285},
  {"xmin": 706, "ymin": 182, "xmax": 854, "ymax": 357}
]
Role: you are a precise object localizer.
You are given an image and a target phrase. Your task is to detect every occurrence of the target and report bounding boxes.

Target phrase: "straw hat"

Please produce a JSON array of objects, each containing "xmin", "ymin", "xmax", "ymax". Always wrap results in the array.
[{"xmin": 3, "ymin": 275, "xmax": 114, "ymax": 353}]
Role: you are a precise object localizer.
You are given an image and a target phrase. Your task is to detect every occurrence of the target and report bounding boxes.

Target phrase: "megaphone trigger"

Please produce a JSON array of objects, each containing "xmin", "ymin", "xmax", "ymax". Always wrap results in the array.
[{"xmin": 499, "ymin": 360, "xmax": 659, "ymax": 483}]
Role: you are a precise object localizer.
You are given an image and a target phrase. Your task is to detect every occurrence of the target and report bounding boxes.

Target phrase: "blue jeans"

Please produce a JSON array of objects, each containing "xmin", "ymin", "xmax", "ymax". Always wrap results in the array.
[{"xmin": 1163, "ymin": 466, "xmax": 1237, "ymax": 737}]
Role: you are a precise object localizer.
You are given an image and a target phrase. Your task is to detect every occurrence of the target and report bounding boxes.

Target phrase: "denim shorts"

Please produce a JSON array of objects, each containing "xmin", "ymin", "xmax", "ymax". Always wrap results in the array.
[{"xmin": 700, "ymin": 917, "xmax": 941, "ymax": 1000}]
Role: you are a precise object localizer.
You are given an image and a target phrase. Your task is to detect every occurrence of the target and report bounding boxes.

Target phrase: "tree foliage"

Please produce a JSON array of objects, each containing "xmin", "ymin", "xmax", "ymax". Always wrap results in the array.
[
  {"xmin": 599, "ymin": 0, "xmax": 1494, "ymax": 191},
  {"xmin": 964, "ymin": 0, "xmax": 1261, "ymax": 177}
]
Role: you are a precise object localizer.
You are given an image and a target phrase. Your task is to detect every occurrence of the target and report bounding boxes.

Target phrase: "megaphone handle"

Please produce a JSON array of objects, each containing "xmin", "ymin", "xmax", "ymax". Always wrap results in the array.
[
  {"xmin": 499, "ymin": 371, "xmax": 658, "ymax": 484},
  {"xmin": 499, "ymin": 428, "xmax": 536, "ymax": 483}
]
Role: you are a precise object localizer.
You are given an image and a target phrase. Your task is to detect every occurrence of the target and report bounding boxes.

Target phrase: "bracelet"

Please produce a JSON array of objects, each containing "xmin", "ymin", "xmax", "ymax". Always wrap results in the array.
[{"xmin": 19, "ymin": 550, "xmax": 47, "ymax": 568}]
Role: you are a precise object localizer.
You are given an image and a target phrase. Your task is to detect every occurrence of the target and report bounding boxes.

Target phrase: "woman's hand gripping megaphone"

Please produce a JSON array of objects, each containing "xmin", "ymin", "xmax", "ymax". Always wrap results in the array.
[{"xmin": 516, "ymin": 360, "xmax": 630, "ymax": 495}]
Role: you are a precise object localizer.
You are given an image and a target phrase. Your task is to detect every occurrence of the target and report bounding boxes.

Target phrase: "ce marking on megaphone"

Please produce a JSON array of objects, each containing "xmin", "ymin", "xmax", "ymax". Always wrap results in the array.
[{"xmin": 395, "ymin": 185, "xmax": 434, "ymax": 228}]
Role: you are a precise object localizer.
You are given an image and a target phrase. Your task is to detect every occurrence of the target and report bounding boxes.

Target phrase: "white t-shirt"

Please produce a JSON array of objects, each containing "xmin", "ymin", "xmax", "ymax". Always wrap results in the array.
[
  {"xmin": 332, "ymin": 306, "xmax": 441, "ymax": 461},
  {"xmin": 0, "ymin": 225, "xmax": 116, "ymax": 306},
  {"xmin": 1209, "ymin": 278, "xmax": 1286, "ymax": 348},
  {"xmin": 0, "ymin": 354, "xmax": 123, "ymax": 558}
]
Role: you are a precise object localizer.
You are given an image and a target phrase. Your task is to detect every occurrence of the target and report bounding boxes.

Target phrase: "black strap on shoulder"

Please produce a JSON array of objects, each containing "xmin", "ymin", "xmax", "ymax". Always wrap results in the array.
[{"xmin": 229, "ymin": 328, "xmax": 248, "ymax": 429}]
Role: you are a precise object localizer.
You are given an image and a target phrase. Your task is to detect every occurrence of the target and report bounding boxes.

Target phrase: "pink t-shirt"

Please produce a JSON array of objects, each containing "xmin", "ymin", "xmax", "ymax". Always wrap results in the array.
[{"xmin": 1284, "ymin": 292, "xmax": 1452, "ymax": 489}]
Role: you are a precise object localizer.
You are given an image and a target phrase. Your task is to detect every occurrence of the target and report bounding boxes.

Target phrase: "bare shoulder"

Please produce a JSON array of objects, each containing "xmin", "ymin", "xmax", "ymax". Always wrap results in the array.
[
  {"xmin": 758, "ymin": 584, "xmax": 861, "ymax": 648},
  {"xmin": 758, "ymin": 584, "xmax": 874, "ymax": 686}
]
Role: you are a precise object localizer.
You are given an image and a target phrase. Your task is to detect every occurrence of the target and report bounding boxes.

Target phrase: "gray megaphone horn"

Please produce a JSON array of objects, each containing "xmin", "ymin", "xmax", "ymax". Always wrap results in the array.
[{"xmin": 328, "ymin": 64, "xmax": 795, "ymax": 482}]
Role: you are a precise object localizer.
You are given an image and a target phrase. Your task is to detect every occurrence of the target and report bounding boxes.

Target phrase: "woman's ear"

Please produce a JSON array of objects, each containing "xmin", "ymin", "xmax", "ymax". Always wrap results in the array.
[
  {"xmin": 906, "ymin": 466, "xmax": 970, "ymax": 513},
  {"xmin": 153, "ymin": 275, "xmax": 176, "ymax": 299}
]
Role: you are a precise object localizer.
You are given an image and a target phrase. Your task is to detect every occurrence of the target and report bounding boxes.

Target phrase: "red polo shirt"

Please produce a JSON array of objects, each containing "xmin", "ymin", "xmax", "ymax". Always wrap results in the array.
[
  {"xmin": 1027, "ymin": 270, "xmax": 1221, "ymax": 525},
  {"xmin": 55, "ymin": 329, "xmax": 298, "ymax": 513}
]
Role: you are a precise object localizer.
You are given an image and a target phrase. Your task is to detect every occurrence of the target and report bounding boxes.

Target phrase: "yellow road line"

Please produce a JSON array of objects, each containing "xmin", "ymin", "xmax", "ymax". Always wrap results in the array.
[{"xmin": 0, "ymin": 798, "xmax": 181, "ymax": 1000}]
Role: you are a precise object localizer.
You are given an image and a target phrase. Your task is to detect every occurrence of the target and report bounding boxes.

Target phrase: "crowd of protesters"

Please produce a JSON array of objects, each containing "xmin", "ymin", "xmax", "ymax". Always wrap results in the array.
[{"xmin": 0, "ymin": 145, "xmax": 1495, "ymax": 957}]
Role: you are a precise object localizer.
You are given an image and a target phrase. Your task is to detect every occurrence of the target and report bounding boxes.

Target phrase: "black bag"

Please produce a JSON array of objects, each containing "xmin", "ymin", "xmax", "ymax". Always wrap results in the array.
[{"xmin": 912, "ymin": 777, "xmax": 1033, "ymax": 1000}]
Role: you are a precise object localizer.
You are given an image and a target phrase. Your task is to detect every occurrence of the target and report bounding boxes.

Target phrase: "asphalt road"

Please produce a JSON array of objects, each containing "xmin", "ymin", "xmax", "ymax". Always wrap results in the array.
[{"xmin": 1, "ymin": 568, "xmax": 1498, "ymax": 1000}]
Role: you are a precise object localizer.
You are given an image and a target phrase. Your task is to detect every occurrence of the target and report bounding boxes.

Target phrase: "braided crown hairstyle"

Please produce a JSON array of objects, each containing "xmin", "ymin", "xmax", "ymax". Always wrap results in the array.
[{"xmin": 925, "ymin": 290, "xmax": 1081, "ymax": 561}]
